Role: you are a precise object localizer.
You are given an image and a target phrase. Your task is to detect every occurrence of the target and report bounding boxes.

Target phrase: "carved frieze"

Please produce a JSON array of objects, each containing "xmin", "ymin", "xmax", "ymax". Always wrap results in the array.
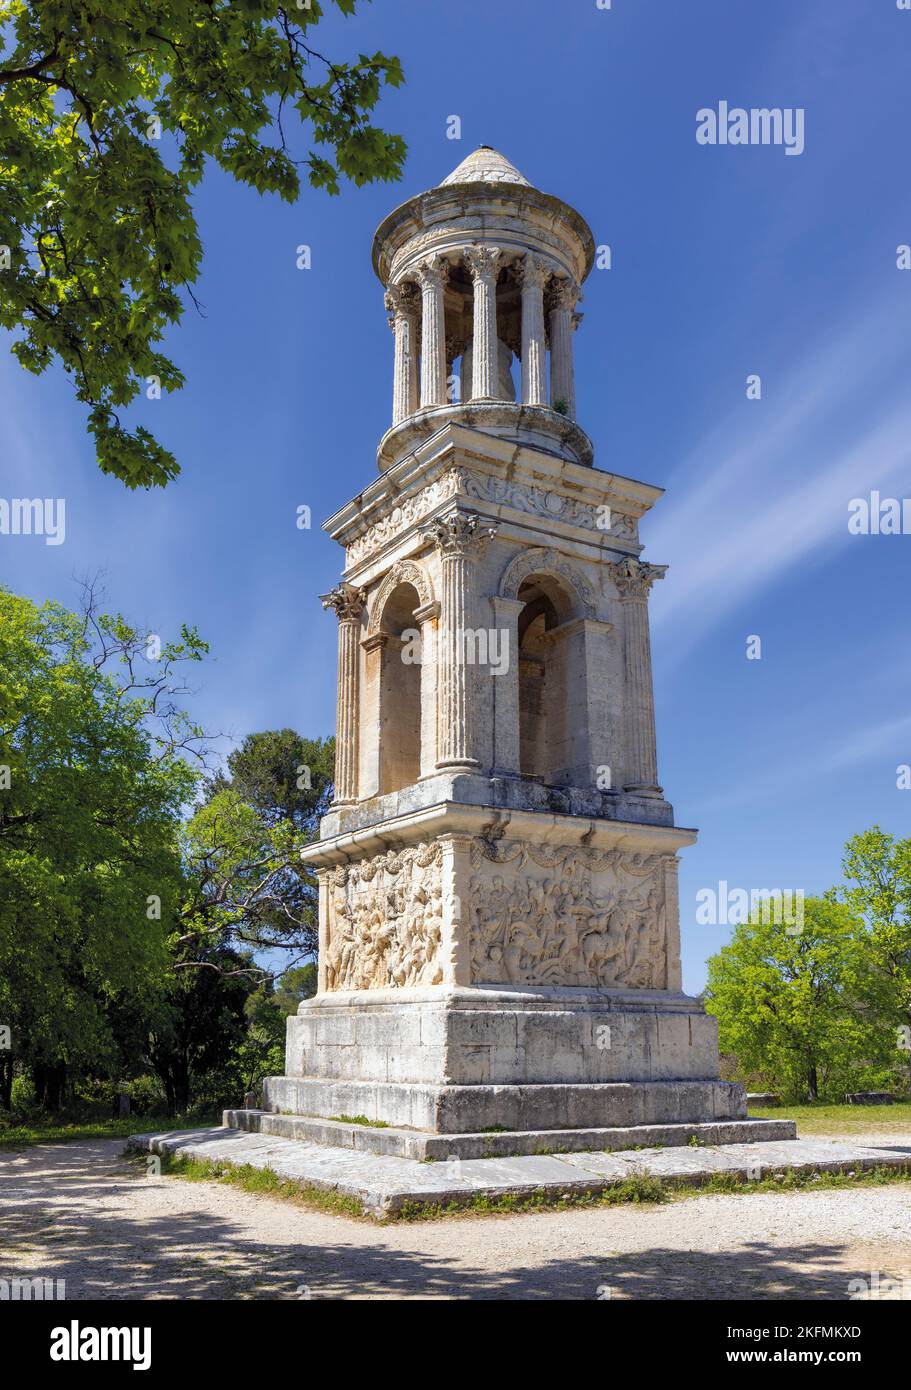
[
  {"xmin": 324, "ymin": 842, "xmax": 444, "ymax": 991},
  {"xmin": 344, "ymin": 468, "xmax": 639, "ymax": 567},
  {"xmin": 468, "ymin": 840, "xmax": 671, "ymax": 990}
]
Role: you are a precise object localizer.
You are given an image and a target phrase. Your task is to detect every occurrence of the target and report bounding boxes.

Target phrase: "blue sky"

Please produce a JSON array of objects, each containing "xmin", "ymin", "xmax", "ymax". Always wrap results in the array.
[{"xmin": 2, "ymin": 0, "xmax": 910, "ymax": 992}]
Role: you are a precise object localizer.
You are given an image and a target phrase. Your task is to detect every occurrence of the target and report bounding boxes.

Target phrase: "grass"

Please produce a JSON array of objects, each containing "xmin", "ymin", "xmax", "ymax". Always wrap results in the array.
[
  {"xmin": 151, "ymin": 1142, "xmax": 911, "ymax": 1224},
  {"xmin": 392, "ymin": 1163, "xmax": 911, "ymax": 1221},
  {"xmin": 0, "ymin": 1113, "xmax": 217, "ymax": 1150},
  {"xmin": 692, "ymin": 1163, "xmax": 911, "ymax": 1199},
  {"xmin": 748, "ymin": 1099, "xmax": 911, "ymax": 1137},
  {"xmin": 152, "ymin": 1151, "xmax": 366, "ymax": 1220},
  {"xmin": 330, "ymin": 1113, "xmax": 389, "ymax": 1129}
]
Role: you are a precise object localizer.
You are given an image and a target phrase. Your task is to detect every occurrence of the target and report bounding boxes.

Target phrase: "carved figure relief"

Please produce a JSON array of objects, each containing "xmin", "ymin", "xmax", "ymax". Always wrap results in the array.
[
  {"xmin": 469, "ymin": 841, "xmax": 670, "ymax": 990},
  {"xmin": 324, "ymin": 842, "xmax": 444, "ymax": 991}
]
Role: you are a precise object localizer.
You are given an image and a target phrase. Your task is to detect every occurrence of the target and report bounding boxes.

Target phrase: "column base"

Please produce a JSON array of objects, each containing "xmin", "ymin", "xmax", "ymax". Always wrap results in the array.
[{"xmin": 624, "ymin": 782, "xmax": 664, "ymax": 798}]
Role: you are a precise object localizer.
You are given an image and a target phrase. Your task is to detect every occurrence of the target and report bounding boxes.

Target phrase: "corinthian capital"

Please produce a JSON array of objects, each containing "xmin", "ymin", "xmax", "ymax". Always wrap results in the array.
[
  {"xmin": 423, "ymin": 509, "xmax": 500, "ymax": 558},
  {"xmin": 464, "ymin": 244, "xmax": 503, "ymax": 282},
  {"xmin": 548, "ymin": 276, "xmax": 581, "ymax": 312},
  {"xmin": 321, "ymin": 583, "xmax": 366, "ymax": 622},
  {"xmin": 610, "ymin": 557, "xmax": 668, "ymax": 600},
  {"xmin": 415, "ymin": 254, "xmax": 449, "ymax": 292},
  {"xmin": 384, "ymin": 280, "xmax": 419, "ymax": 326},
  {"xmin": 517, "ymin": 253, "xmax": 548, "ymax": 291}
]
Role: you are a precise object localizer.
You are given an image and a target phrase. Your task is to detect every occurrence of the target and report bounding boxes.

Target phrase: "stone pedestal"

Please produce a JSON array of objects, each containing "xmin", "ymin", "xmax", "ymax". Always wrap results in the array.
[{"xmin": 252, "ymin": 798, "xmax": 750, "ymax": 1151}]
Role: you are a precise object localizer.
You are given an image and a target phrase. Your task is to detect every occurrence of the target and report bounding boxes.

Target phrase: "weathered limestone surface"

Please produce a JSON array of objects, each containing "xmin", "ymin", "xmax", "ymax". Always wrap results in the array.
[
  {"xmin": 249, "ymin": 149, "xmax": 757, "ymax": 1150},
  {"xmin": 128, "ymin": 1129, "xmax": 906, "ymax": 1218}
]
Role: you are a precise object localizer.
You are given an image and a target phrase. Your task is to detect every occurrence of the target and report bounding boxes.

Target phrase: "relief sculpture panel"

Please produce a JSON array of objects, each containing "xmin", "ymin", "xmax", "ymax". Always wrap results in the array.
[
  {"xmin": 469, "ymin": 840, "xmax": 671, "ymax": 990},
  {"xmin": 323, "ymin": 841, "xmax": 444, "ymax": 991}
]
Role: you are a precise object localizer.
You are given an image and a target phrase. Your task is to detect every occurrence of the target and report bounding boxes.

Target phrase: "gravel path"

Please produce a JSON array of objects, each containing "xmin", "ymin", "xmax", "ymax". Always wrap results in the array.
[{"xmin": 1, "ymin": 1137, "xmax": 910, "ymax": 1299}]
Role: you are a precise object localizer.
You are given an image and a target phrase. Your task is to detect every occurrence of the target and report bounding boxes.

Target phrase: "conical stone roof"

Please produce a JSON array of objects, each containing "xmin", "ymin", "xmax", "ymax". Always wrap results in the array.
[{"xmin": 439, "ymin": 146, "xmax": 531, "ymax": 188}]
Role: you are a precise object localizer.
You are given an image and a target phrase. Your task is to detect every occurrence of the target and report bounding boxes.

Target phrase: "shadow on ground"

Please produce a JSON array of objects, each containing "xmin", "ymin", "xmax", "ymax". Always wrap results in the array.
[{"xmin": 0, "ymin": 1138, "xmax": 894, "ymax": 1300}]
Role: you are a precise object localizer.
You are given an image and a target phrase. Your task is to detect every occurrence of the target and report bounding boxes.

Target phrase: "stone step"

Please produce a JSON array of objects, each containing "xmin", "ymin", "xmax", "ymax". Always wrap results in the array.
[
  {"xmin": 263, "ymin": 1075, "xmax": 748, "ymax": 1133},
  {"xmin": 223, "ymin": 1108, "xmax": 796, "ymax": 1161},
  {"xmin": 129, "ymin": 1126, "xmax": 911, "ymax": 1218}
]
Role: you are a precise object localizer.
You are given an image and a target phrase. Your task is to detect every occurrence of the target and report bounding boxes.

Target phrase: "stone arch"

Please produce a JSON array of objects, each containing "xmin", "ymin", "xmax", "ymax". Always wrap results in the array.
[
  {"xmin": 498, "ymin": 546, "xmax": 596, "ymax": 617},
  {"xmin": 367, "ymin": 559, "xmax": 434, "ymax": 637},
  {"xmin": 497, "ymin": 549, "xmax": 597, "ymax": 787}
]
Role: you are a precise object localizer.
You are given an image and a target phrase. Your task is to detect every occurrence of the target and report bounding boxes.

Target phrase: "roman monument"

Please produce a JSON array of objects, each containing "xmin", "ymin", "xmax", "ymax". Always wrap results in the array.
[{"xmin": 242, "ymin": 148, "xmax": 793, "ymax": 1158}]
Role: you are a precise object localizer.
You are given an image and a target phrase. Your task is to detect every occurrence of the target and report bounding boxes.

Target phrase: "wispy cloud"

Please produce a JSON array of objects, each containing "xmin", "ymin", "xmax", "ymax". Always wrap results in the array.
[{"xmin": 646, "ymin": 291, "xmax": 911, "ymax": 663}]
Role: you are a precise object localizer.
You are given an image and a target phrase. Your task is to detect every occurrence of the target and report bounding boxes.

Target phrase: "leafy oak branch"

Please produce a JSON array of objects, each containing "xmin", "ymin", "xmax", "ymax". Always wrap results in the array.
[{"xmin": 0, "ymin": 0, "xmax": 405, "ymax": 486}]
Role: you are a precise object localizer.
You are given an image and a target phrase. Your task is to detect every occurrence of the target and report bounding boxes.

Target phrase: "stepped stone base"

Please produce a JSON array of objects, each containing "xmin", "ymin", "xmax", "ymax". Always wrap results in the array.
[
  {"xmin": 263, "ymin": 1075, "xmax": 747, "ymax": 1135},
  {"xmin": 271, "ymin": 988, "xmax": 746, "ymax": 1135},
  {"xmin": 129, "ymin": 1127, "xmax": 910, "ymax": 1218},
  {"xmin": 225, "ymin": 1108, "xmax": 796, "ymax": 1161}
]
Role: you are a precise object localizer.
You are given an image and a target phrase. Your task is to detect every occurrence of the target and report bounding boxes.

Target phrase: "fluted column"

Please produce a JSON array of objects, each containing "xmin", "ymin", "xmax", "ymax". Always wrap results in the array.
[
  {"xmin": 549, "ymin": 278, "xmax": 579, "ymax": 418},
  {"xmin": 424, "ymin": 510, "xmax": 499, "ymax": 771},
  {"xmin": 385, "ymin": 281, "xmax": 419, "ymax": 424},
  {"xmin": 610, "ymin": 558, "xmax": 667, "ymax": 796},
  {"xmin": 464, "ymin": 245, "xmax": 502, "ymax": 401},
  {"xmin": 321, "ymin": 583, "xmax": 366, "ymax": 804},
  {"xmin": 490, "ymin": 595, "xmax": 525, "ymax": 775},
  {"xmin": 416, "ymin": 256, "xmax": 448, "ymax": 408},
  {"xmin": 518, "ymin": 254, "xmax": 548, "ymax": 406}
]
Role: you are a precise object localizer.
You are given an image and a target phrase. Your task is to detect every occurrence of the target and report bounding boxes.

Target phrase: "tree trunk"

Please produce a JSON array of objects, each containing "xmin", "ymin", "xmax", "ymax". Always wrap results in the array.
[
  {"xmin": 33, "ymin": 1061, "xmax": 68, "ymax": 1111},
  {"xmin": 173, "ymin": 1057, "xmax": 190, "ymax": 1114},
  {"xmin": 807, "ymin": 1065, "xmax": 819, "ymax": 1103},
  {"xmin": 0, "ymin": 1055, "xmax": 12, "ymax": 1110}
]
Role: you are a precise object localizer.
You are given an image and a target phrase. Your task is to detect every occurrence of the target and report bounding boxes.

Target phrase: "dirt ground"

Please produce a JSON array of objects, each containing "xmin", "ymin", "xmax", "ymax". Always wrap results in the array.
[{"xmin": 1, "ymin": 1136, "xmax": 910, "ymax": 1299}]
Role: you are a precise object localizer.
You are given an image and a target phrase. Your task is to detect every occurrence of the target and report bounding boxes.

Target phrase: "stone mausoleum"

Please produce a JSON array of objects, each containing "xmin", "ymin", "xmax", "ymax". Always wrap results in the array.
[{"xmin": 235, "ymin": 148, "xmax": 795, "ymax": 1159}]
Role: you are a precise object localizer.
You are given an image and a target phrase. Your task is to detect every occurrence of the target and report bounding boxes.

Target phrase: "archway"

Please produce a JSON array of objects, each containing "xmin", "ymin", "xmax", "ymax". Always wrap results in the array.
[
  {"xmin": 516, "ymin": 572, "xmax": 585, "ymax": 786},
  {"xmin": 376, "ymin": 581, "xmax": 423, "ymax": 794}
]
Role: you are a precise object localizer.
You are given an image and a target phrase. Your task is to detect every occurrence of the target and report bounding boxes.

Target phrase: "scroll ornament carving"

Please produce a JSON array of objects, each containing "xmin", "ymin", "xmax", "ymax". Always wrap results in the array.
[
  {"xmin": 344, "ymin": 470, "xmax": 639, "ymax": 566},
  {"xmin": 423, "ymin": 508, "xmax": 499, "ymax": 558},
  {"xmin": 321, "ymin": 583, "xmax": 366, "ymax": 623},
  {"xmin": 463, "ymin": 244, "xmax": 503, "ymax": 281},
  {"xmin": 548, "ymin": 277, "xmax": 581, "ymax": 312},
  {"xmin": 468, "ymin": 841, "xmax": 670, "ymax": 990},
  {"xmin": 415, "ymin": 254, "xmax": 449, "ymax": 292},
  {"xmin": 610, "ymin": 557, "xmax": 668, "ymax": 600},
  {"xmin": 324, "ymin": 842, "xmax": 444, "ymax": 991},
  {"xmin": 516, "ymin": 253, "xmax": 548, "ymax": 291},
  {"xmin": 384, "ymin": 280, "xmax": 419, "ymax": 329}
]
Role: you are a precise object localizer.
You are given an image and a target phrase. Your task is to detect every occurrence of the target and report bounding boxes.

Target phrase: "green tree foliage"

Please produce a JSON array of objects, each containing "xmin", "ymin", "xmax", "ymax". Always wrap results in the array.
[
  {"xmin": 842, "ymin": 826, "xmax": 911, "ymax": 1085},
  {"xmin": 0, "ymin": 586, "xmax": 334, "ymax": 1116},
  {"xmin": 0, "ymin": 584, "xmax": 206, "ymax": 1108},
  {"xmin": 147, "ymin": 941, "xmax": 255, "ymax": 1113},
  {"xmin": 0, "ymin": 1, "xmax": 405, "ymax": 486},
  {"xmin": 178, "ymin": 730, "xmax": 334, "ymax": 971},
  {"xmin": 705, "ymin": 895, "xmax": 892, "ymax": 1102}
]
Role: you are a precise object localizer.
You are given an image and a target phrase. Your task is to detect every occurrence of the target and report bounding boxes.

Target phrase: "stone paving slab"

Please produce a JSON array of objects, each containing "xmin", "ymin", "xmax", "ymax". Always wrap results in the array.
[{"xmin": 128, "ymin": 1127, "xmax": 911, "ymax": 1218}]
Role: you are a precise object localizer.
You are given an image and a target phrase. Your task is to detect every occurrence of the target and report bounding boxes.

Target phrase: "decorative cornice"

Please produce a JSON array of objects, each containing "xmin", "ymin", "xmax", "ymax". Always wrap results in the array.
[{"xmin": 343, "ymin": 467, "xmax": 640, "ymax": 567}]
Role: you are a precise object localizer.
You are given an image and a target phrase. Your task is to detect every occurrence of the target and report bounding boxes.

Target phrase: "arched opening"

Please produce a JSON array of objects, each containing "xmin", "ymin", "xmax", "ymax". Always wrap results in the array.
[
  {"xmin": 517, "ymin": 573, "xmax": 584, "ymax": 786},
  {"xmin": 377, "ymin": 582, "xmax": 423, "ymax": 794}
]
